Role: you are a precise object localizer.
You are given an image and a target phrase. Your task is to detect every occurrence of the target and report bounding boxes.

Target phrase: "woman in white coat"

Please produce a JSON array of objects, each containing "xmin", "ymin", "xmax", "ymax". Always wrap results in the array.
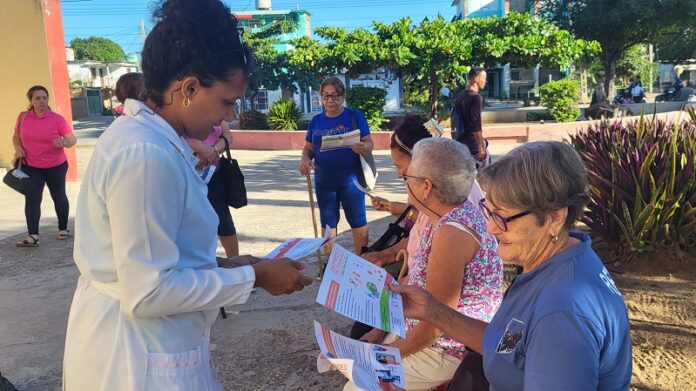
[{"xmin": 62, "ymin": 1, "xmax": 312, "ymax": 389}]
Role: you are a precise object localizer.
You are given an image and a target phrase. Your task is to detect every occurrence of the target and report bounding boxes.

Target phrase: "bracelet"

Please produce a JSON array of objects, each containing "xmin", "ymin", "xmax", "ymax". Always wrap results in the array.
[{"xmin": 213, "ymin": 145, "xmax": 220, "ymax": 155}]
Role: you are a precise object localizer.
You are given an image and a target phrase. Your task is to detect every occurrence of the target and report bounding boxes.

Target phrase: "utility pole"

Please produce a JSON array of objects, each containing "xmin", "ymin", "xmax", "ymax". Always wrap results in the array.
[{"xmin": 140, "ymin": 19, "xmax": 146, "ymax": 43}]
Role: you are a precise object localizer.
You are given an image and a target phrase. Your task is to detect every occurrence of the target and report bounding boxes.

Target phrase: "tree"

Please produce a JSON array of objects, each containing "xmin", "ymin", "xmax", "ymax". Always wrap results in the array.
[
  {"xmin": 540, "ymin": 0, "xmax": 696, "ymax": 95},
  {"xmin": 289, "ymin": 13, "xmax": 595, "ymax": 118},
  {"xmin": 656, "ymin": 27, "xmax": 696, "ymax": 62},
  {"xmin": 373, "ymin": 13, "xmax": 596, "ymax": 117},
  {"xmin": 70, "ymin": 37, "xmax": 125, "ymax": 62},
  {"xmin": 244, "ymin": 19, "xmax": 320, "ymax": 109}
]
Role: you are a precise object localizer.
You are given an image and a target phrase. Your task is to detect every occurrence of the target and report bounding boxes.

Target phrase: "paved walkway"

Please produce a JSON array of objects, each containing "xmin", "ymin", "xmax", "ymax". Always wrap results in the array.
[{"xmin": 0, "ymin": 119, "xmax": 519, "ymax": 390}]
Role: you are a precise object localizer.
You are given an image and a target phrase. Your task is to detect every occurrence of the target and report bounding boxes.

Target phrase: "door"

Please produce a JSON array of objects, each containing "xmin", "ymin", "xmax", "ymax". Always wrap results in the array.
[{"xmin": 86, "ymin": 89, "xmax": 103, "ymax": 117}]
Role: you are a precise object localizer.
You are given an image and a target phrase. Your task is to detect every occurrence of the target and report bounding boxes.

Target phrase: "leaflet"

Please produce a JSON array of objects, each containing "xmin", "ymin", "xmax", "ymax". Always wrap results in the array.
[
  {"xmin": 320, "ymin": 129, "xmax": 361, "ymax": 152},
  {"xmin": 265, "ymin": 225, "xmax": 335, "ymax": 261},
  {"xmin": 314, "ymin": 321, "xmax": 405, "ymax": 391},
  {"xmin": 423, "ymin": 118, "xmax": 445, "ymax": 137},
  {"xmin": 316, "ymin": 244, "xmax": 406, "ymax": 337},
  {"xmin": 352, "ymin": 178, "xmax": 376, "ymax": 199}
]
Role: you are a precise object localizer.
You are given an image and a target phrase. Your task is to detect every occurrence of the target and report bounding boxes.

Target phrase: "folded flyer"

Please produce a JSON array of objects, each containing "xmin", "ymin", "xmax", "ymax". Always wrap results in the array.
[
  {"xmin": 316, "ymin": 244, "xmax": 406, "ymax": 337},
  {"xmin": 314, "ymin": 321, "xmax": 405, "ymax": 391},
  {"xmin": 320, "ymin": 129, "xmax": 361, "ymax": 152},
  {"xmin": 352, "ymin": 178, "xmax": 375, "ymax": 199},
  {"xmin": 423, "ymin": 118, "xmax": 445, "ymax": 137},
  {"xmin": 265, "ymin": 225, "xmax": 335, "ymax": 261}
]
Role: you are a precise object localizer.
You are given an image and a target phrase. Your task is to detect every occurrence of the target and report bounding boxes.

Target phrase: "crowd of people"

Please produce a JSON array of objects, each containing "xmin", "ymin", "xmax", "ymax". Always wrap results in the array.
[{"xmin": 7, "ymin": 0, "xmax": 633, "ymax": 389}]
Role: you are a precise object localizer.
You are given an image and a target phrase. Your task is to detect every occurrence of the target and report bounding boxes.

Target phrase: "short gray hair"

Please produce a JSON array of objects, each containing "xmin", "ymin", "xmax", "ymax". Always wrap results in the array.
[
  {"xmin": 410, "ymin": 138, "xmax": 476, "ymax": 205},
  {"xmin": 479, "ymin": 141, "xmax": 590, "ymax": 232}
]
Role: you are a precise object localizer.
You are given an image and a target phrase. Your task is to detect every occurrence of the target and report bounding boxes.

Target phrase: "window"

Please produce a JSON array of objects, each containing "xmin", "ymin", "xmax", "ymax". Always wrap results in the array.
[{"xmin": 255, "ymin": 90, "xmax": 269, "ymax": 111}]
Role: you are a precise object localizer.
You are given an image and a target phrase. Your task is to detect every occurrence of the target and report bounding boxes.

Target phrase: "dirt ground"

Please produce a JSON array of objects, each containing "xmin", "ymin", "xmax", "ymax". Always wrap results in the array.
[{"xmin": 600, "ymin": 247, "xmax": 696, "ymax": 391}]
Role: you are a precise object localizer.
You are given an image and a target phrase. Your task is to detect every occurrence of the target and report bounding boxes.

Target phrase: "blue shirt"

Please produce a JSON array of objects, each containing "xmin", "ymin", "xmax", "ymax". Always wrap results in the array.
[
  {"xmin": 482, "ymin": 232, "xmax": 632, "ymax": 391},
  {"xmin": 306, "ymin": 108, "xmax": 370, "ymax": 188}
]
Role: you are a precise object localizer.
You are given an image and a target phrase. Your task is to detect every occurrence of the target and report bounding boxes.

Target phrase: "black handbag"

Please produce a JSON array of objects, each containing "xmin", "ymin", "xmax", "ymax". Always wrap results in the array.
[
  {"xmin": 3, "ymin": 158, "xmax": 38, "ymax": 196},
  {"xmin": 361, "ymin": 205, "xmax": 414, "ymax": 254},
  {"xmin": 219, "ymin": 136, "xmax": 247, "ymax": 209}
]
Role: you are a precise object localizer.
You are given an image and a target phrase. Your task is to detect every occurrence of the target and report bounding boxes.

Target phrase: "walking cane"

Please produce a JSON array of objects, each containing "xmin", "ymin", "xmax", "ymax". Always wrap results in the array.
[{"xmin": 305, "ymin": 173, "xmax": 325, "ymax": 279}]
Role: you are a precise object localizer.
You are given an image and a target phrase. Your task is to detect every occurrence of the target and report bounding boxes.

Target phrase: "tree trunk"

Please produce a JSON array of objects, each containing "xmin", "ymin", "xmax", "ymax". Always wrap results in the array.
[
  {"xmin": 430, "ymin": 73, "xmax": 439, "ymax": 119},
  {"xmin": 602, "ymin": 57, "xmax": 617, "ymax": 101}
]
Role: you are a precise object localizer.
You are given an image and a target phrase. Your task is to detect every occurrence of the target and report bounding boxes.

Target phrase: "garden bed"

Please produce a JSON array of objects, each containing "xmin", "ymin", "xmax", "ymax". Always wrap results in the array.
[
  {"xmin": 596, "ymin": 245, "xmax": 696, "ymax": 390},
  {"xmin": 230, "ymin": 130, "xmax": 394, "ymax": 150}
]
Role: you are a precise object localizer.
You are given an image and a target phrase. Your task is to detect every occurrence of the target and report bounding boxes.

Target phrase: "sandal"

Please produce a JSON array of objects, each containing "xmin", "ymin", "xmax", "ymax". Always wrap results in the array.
[
  {"xmin": 57, "ymin": 230, "xmax": 70, "ymax": 240},
  {"xmin": 16, "ymin": 235, "xmax": 39, "ymax": 247}
]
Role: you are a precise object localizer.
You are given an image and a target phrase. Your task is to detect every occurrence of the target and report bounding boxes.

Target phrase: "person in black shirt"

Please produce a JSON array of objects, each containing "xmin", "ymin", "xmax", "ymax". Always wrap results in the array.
[{"xmin": 454, "ymin": 67, "xmax": 489, "ymax": 167}]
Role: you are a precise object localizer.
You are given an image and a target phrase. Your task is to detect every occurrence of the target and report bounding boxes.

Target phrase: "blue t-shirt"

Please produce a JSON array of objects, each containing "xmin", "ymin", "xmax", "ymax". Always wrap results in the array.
[
  {"xmin": 306, "ymin": 108, "xmax": 370, "ymax": 188},
  {"xmin": 482, "ymin": 232, "xmax": 632, "ymax": 391}
]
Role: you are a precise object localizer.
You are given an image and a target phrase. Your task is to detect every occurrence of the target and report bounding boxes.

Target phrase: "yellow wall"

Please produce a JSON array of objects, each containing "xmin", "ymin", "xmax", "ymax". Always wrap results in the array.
[{"xmin": 0, "ymin": 1, "xmax": 53, "ymax": 168}]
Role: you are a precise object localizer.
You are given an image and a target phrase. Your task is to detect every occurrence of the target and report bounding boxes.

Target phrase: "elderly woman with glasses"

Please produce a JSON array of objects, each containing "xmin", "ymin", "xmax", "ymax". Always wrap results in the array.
[
  {"xmin": 391, "ymin": 141, "xmax": 633, "ymax": 391},
  {"xmin": 345, "ymin": 138, "xmax": 503, "ymax": 391},
  {"xmin": 300, "ymin": 77, "xmax": 373, "ymax": 255}
]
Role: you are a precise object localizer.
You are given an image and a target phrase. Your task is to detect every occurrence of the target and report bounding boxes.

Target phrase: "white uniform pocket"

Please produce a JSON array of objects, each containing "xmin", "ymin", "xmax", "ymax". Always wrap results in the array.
[{"xmin": 146, "ymin": 346, "xmax": 206, "ymax": 390}]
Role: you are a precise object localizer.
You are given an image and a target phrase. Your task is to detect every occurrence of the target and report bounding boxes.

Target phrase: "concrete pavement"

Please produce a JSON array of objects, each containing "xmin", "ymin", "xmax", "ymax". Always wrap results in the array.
[{"xmin": 0, "ymin": 120, "xmax": 520, "ymax": 390}]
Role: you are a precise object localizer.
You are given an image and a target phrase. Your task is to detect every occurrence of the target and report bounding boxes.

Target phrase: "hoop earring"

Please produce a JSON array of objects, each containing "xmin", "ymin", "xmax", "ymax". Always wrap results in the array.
[
  {"xmin": 551, "ymin": 234, "xmax": 559, "ymax": 244},
  {"xmin": 183, "ymin": 97, "xmax": 191, "ymax": 108}
]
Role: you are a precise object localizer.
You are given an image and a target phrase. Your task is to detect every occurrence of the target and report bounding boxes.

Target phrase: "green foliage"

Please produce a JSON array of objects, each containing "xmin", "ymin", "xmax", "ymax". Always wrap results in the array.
[
  {"xmin": 244, "ymin": 19, "xmax": 319, "ymax": 106},
  {"xmin": 267, "ymin": 99, "xmax": 303, "ymax": 130},
  {"xmin": 541, "ymin": 0, "xmax": 696, "ymax": 92},
  {"xmin": 346, "ymin": 86, "xmax": 388, "ymax": 131},
  {"xmin": 70, "ymin": 37, "xmax": 125, "ymax": 61},
  {"xmin": 525, "ymin": 111, "xmax": 554, "ymax": 122},
  {"xmin": 239, "ymin": 110, "xmax": 269, "ymax": 130},
  {"xmin": 290, "ymin": 12, "xmax": 596, "ymax": 118},
  {"xmin": 569, "ymin": 112, "xmax": 696, "ymax": 255},
  {"xmin": 539, "ymin": 79, "xmax": 580, "ymax": 122}
]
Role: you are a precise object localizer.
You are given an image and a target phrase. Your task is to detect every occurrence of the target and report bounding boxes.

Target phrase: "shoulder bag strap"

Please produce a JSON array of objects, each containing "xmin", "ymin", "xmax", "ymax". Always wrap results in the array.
[
  {"xmin": 220, "ymin": 134, "xmax": 232, "ymax": 160},
  {"xmin": 394, "ymin": 205, "xmax": 414, "ymax": 225},
  {"xmin": 349, "ymin": 109, "xmax": 358, "ymax": 131}
]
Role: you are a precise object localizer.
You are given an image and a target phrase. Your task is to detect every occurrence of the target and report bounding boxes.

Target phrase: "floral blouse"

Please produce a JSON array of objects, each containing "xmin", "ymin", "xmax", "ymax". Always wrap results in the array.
[{"xmin": 406, "ymin": 200, "xmax": 504, "ymax": 359}]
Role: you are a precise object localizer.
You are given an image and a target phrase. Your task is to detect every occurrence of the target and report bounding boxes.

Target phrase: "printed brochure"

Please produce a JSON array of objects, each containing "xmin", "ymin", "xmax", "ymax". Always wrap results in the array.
[
  {"xmin": 316, "ymin": 244, "xmax": 406, "ymax": 337},
  {"xmin": 265, "ymin": 225, "xmax": 335, "ymax": 261},
  {"xmin": 314, "ymin": 321, "xmax": 405, "ymax": 391}
]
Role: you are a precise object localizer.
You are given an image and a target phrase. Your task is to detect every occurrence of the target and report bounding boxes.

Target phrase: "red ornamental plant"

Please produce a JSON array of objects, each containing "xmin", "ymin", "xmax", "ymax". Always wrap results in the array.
[{"xmin": 569, "ymin": 111, "xmax": 696, "ymax": 256}]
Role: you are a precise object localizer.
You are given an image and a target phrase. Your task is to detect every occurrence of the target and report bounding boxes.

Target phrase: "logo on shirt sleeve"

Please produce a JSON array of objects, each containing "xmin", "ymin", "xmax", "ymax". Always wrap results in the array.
[
  {"xmin": 495, "ymin": 318, "xmax": 525, "ymax": 354},
  {"xmin": 599, "ymin": 268, "xmax": 622, "ymax": 296}
]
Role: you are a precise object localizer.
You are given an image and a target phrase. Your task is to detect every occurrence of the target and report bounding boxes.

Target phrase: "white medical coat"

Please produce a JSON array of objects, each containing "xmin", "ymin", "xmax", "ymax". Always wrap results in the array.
[{"xmin": 63, "ymin": 100, "xmax": 255, "ymax": 390}]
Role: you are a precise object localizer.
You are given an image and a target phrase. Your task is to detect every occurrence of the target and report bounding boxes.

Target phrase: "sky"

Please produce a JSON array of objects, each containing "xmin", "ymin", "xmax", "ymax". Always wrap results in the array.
[{"xmin": 61, "ymin": 0, "xmax": 457, "ymax": 55}]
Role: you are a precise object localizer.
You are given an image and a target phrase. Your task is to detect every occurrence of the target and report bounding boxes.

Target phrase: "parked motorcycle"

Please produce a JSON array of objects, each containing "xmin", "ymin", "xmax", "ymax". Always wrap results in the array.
[
  {"xmin": 655, "ymin": 86, "xmax": 694, "ymax": 102},
  {"xmin": 613, "ymin": 88, "xmax": 634, "ymax": 105}
]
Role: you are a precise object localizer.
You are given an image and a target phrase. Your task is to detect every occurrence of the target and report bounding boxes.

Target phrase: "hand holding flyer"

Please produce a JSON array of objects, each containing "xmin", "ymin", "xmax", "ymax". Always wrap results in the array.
[
  {"xmin": 314, "ymin": 321, "xmax": 405, "ymax": 391},
  {"xmin": 265, "ymin": 225, "xmax": 335, "ymax": 261},
  {"xmin": 319, "ymin": 129, "xmax": 362, "ymax": 152},
  {"xmin": 316, "ymin": 244, "xmax": 406, "ymax": 337}
]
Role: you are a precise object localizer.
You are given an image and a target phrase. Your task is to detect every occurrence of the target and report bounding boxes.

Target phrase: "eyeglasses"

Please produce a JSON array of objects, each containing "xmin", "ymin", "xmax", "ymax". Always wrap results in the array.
[
  {"xmin": 321, "ymin": 94, "xmax": 343, "ymax": 102},
  {"xmin": 402, "ymin": 173, "xmax": 427, "ymax": 182},
  {"xmin": 478, "ymin": 198, "xmax": 530, "ymax": 232}
]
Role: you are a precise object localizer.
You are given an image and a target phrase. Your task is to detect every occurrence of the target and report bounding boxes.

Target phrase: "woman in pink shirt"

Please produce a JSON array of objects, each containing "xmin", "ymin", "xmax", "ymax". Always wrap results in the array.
[{"xmin": 11, "ymin": 85, "xmax": 76, "ymax": 247}]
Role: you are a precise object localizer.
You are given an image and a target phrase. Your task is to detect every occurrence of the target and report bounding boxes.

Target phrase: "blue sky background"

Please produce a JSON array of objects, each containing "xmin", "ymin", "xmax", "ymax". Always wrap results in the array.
[{"xmin": 61, "ymin": 0, "xmax": 456, "ymax": 55}]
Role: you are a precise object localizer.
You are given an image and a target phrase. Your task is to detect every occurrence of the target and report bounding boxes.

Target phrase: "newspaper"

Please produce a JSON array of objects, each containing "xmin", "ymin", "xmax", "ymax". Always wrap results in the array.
[
  {"xmin": 265, "ymin": 225, "xmax": 335, "ymax": 260},
  {"xmin": 320, "ymin": 129, "xmax": 361, "ymax": 152},
  {"xmin": 314, "ymin": 321, "xmax": 405, "ymax": 391},
  {"xmin": 316, "ymin": 244, "xmax": 406, "ymax": 337}
]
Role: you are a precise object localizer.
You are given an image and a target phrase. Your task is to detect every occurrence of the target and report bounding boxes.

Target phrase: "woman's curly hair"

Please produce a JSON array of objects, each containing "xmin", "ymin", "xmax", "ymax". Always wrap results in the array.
[{"xmin": 142, "ymin": 0, "xmax": 254, "ymax": 106}]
